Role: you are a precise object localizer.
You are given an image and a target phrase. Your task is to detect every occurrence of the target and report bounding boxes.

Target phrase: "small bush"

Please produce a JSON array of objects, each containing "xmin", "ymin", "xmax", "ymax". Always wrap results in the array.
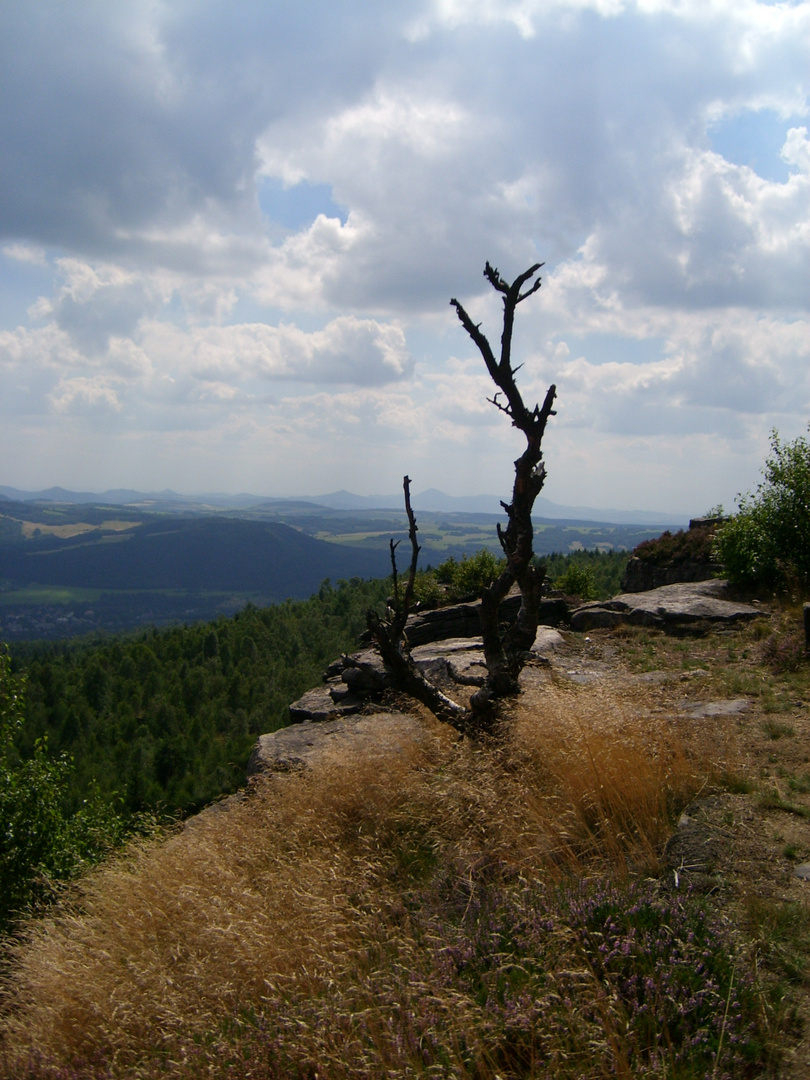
[
  {"xmin": 542, "ymin": 550, "xmax": 629, "ymax": 600},
  {"xmin": 715, "ymin": 427, "xmax": 810, "ymax": 592},
  {"xmin": 633, "ymin": 524, "xmax": 717, "ymax": 566},
  {"xmin": 553, "ymin": 563, "xmax": 597, "ymax": 599},
  {"xmin": 762, "ymin": 629, "xmax": 807, "ymax": 674},
  {"xmin": 433, "ymin": 549, "xmax": 505, "ymax": 602},
  {"xmin": 410, "ymin": 570, "xmax": 444, "ymax": 608}
]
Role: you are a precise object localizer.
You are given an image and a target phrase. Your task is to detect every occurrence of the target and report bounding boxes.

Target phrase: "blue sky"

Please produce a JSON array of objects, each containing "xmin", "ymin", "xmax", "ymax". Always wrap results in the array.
[{"xmin": 0, "ymin": 0, "xmax": 808, "ymax": 516}]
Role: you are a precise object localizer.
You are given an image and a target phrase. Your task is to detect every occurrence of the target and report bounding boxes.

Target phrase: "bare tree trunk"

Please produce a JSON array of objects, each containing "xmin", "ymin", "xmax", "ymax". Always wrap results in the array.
[
  {"xmin": 450, "ymin": 263, "xmax": 556, "ymax": 718},
  {"xmin": 368, "ymin": 263, "xmax": 556, "ymax": 734}
]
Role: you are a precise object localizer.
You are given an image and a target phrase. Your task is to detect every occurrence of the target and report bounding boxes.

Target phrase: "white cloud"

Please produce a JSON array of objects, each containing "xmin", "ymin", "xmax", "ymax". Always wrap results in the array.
[
  {"xmin": 48, "ymin": 376, "xmax": 122, "ymax": 415},
  {"xmin": 139, "ymin": 315, "xmax": 412, "ymax": 388},
  {"xmin": 0, "ymin": 0, "xmax": 808, "ymax": 511},
  {"xmin": 2, "ymin": 243, "xmax": 47, "ymax": 266}
]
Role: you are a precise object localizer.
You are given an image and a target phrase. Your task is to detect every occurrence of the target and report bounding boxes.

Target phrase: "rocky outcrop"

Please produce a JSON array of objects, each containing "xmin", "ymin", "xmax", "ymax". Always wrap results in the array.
[
  {"xmin": 247, "ymin": 710, "xmax": 445, "ymax": 775},
  {"xmin": 402, "ymin": 594, "xmax": 569, "ymax": 645},
  {"xmin": 570, "ymin": 579, "xmax": 766, "ymax": 632},
  {"xmin": 250, "ymin": 576, "xmax": 768, "ymax": 781},
  {"xmin": 286, "ymin": 624, "xmax": 566, "ymax": 724}
]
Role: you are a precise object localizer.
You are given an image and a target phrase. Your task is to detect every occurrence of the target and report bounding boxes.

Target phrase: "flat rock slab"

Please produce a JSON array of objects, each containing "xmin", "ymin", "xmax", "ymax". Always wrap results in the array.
[
  {"xmin": 412, "ymin": 638, "xmax": 488, "ymax": 686},
  {"xmin": 288, "ymin": 684, "xmax": 365, "ymax": 723},
  {"xmin": 681, "ymin": 697, "xmax": 750, "ymax": 719},
  {"xmin": 571, "ymin": 579, "xmax": 766, "ymax": 632},
  {"xmin": 404, "ymin": 595, "xmax": 569, "ymax": 645},
  {"xmin": 410, "ymin": 627, "xmax": 566, "ymax": 687},
  {"xmin": 247, "ymin": 710, "xmax": 439, "ymax": 775}
]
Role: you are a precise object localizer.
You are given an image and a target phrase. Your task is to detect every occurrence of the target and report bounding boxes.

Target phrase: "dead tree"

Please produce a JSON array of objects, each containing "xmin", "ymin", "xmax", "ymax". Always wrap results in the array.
[
  {"xmin": 367, "ymin": 476, "xmax": 469, "ymax": 728},
  {"xmin": 368, "ymin": 262, "xmax": 556, "ymax": 732},
  {"xmin": 452, "ymin": 262, "xmax": 556, "ymax": 713}
]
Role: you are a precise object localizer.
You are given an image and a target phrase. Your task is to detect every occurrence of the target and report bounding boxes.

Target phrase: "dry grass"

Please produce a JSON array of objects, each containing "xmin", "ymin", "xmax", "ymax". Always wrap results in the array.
[{"xmin": 0, "ymin": 678, "xmax": 743, "ymax": 1078}]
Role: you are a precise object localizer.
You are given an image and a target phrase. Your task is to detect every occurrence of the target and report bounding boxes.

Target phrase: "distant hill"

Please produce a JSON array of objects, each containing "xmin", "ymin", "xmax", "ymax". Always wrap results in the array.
[
  {"xmin": 0, "ymin": 516, "xmax": 391, "ymax": 596},
  {"xmin": 0, "ymin": 485, "xmax": 689, "ymax": 528}
]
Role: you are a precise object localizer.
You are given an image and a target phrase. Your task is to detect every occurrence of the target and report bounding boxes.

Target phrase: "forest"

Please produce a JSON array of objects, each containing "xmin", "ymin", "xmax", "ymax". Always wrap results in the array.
[{"xmin": 8, "ymin": 577, "xmax": 390, "ymax": 818}]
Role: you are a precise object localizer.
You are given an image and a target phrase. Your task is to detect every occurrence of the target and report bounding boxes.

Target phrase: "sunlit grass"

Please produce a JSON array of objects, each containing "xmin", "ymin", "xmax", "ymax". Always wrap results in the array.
[{"xmin": 0, "ymin": 676, "xmax": 753, "ymax": 1079}]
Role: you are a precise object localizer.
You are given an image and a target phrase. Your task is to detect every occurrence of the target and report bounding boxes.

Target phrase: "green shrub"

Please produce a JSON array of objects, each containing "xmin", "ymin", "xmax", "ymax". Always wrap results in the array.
[
  {"xmin": 542, "ymin": 550, "xmax": 629, "ymax": 600},
  {"xmin": 715, "ymin": 427, "xmax": 810, "ymax": 592},
  {"xmin": 0, "ymin": 648, "xmax": 130, "ymax": 934},
  {"xmin": 554, "ymin": 563, "xmax": 597, "ymax": 600},
  {"xmin": 450, "ymin": 548, "xmax": 503, "ymax": 598},
  {"xmin": 410, "ymin": 570, "xmax": 444, "ymax": 608},
  {"xmin": 434, "ymin": 549, "xmax": 505, "ymax": 601}
]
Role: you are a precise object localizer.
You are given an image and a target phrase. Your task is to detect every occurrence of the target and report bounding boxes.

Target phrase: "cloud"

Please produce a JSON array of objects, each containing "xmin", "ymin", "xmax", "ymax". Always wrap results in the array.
[
  {"xmin": 2, "ymin": 243, "xmax": 47, "ymax": 266},
  {"xmin": 140, "ymin": 316, "xmax": 413, "ymax": 387},
  {"xmin": 48, "ymin": 376, "xmax": 122, "ymax": 416},
  {"xmin": 0, "ymin": 0, "xmax": 808, "ymax": 511}
]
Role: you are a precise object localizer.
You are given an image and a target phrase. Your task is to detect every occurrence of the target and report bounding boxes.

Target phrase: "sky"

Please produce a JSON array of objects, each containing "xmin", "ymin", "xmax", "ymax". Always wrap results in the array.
[{"xmin": 0, "ymin": 0, "xmax": 808, "ymax": 517}]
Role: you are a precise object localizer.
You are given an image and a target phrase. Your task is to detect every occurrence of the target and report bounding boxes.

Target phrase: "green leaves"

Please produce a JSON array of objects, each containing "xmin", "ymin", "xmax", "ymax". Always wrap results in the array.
[
  {"xmin": 1, "ymin": 650, "xmax": 129, "ymax": 933},
  {"xmin": 715, "ymin": 427, "xmax": 810, "ymax": 592}
]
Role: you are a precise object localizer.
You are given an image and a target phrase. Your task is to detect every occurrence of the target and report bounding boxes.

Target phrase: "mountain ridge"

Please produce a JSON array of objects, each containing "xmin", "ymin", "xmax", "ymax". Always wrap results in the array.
[{"xmin": 0, "ymin": 485, "xmax": 689, "ymax": 528}]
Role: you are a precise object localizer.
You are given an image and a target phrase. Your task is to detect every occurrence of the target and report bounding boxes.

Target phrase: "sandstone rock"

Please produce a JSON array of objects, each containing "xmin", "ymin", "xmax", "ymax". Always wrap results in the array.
[
  {"xmin": 532, "ymin": 626, "xmax": 564, "ymax": 649},
  {"xmin": 569, "ymin": 606, "xmax": 628, "ymax": 631},
  {"xmin": 340, "ymin": 648, "xmax": 392, "ymax": 692},
  {"xmin": 247, "ymin": 710, "xmax": 444, "ymax": 775},
  {"xmin": 411, "ymin": 638, "xmax": 488, "ymax": 686},
  {"xmin": 680, "ymin": 698, "xmax": 750, "ymax": 719},
  {"xmin": 409, "ymin": 627, "xmax": 565, "ymax": 687},
  {"xmin": 402, "ymin": 594, "xmax": 569, "ymax": 645},
  {"xmin": 570, "ymin": 579, "xmax": 765, "ymax": 632},
  {"xmin": 288, "ymin": 684, "xmax": 365, "ymax": 723}
]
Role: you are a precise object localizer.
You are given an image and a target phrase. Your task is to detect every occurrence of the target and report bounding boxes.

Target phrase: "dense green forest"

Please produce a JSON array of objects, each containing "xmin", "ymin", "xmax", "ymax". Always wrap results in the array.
[{"xmin": 9, "ymin": 577, "xmax": 390, "ymax": 819}]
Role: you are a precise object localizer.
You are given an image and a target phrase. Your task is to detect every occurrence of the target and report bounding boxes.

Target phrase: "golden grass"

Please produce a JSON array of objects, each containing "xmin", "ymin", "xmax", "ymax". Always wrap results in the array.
[{"xmin": 0, "ymin": 678, "xmax": 736, "ymax": 1078}]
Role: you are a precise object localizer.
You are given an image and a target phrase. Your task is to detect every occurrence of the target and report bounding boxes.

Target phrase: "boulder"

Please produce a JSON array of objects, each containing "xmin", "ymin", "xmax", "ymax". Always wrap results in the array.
[
  {"xmin": 288, "ymin": 683, "xmax": 365, "ymax": 723},
  {"xmin": 532, "ymin": 626, "xmax": 565, "ymax": 655},
  {"xmin": 339, "ymin": 648, "xmax": 392, "ymax": 692},
  {"xmin": 570, "ymin": 579, "xmax": 766, "ymax": 632},
  {"xmin": 411, "ymin": 638, "xmax": 488, "ymax": 686}
]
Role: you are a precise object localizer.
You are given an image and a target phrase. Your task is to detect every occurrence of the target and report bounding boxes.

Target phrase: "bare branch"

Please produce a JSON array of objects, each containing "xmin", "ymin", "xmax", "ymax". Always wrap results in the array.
[
  {"xmin": 370, "ymin": 262, "xmax": 558, "ymax": 734},
  {"xmin": 452, "ymin": 263, "xmax": 557, "ymax": 718},
  {"xmin": 367, "ymin": 477, "xmax": 469, "ymax": 730}
]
